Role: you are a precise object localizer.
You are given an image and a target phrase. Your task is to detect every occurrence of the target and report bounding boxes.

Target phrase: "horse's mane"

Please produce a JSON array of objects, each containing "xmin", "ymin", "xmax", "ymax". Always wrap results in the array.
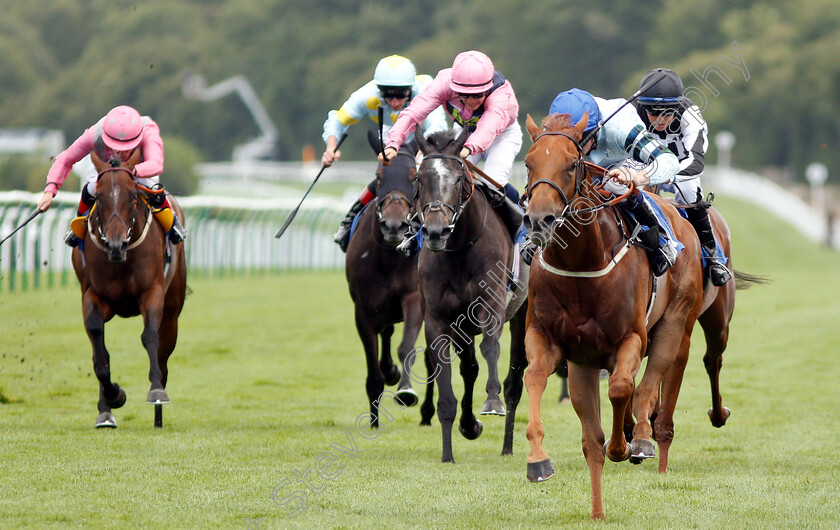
[
  {"xmin": 424, "ymin": 129, "xmax": 460, "ymax": 152},
  {"xmin": 541, "ymin": 113, "xmax": 576, "ymax": 133}
]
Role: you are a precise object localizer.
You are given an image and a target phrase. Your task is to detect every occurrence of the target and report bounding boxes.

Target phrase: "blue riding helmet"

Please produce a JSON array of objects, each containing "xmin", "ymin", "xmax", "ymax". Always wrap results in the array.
[{"xmin": 548, "ymin": 88, "xmax": 601, "ymax": 134}]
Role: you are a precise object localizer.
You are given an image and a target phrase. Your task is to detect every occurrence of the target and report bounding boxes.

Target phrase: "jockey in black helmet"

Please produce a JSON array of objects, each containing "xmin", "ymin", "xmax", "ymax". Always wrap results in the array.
[{"xmin": 633, "ymin": 68, "xmax": 731, "ymax": 286}]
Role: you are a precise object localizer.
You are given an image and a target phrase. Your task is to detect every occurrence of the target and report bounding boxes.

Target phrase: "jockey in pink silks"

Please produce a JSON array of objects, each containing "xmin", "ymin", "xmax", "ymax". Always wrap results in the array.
[
  {"xmin": 379, "ymin": 50, "xmax": 523, "ymax": 254},
  {"xmin": 37, "ymin": 105, "xmax": 186, "ymax": 247}
]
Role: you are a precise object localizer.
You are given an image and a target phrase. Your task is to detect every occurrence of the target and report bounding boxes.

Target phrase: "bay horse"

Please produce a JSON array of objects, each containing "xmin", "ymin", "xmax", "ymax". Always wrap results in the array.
[
  {"xmin": 345, "ymin": 131, "xmax": 434, "ymax": 427},
  {"xmin": 413, "ymin": 127, "xmax": 529, "ymax": 463},
  {"xmin": 72, "ymin": 150, "xmax": 187, "ymax": 429},
  {"xmin": 521, "ymin": 113, "xmax": 706, "ymax": 520}
]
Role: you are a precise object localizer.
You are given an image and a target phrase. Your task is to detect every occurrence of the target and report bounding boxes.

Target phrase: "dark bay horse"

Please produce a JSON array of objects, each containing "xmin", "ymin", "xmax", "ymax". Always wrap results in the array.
[
  {"xmin": 73, "ymin": 150, "xmax": 187, "ymax": 429},
  {"xmin": 345, "ymin": 132, "xmax": 434, "ymax": 427},
  {"xmin": 521, "ymin": 113, "xmax": 706, "ymax": 519},
  {"xmin": 413, "ymin": 127, "xmax": 529, "ymax": 463}
]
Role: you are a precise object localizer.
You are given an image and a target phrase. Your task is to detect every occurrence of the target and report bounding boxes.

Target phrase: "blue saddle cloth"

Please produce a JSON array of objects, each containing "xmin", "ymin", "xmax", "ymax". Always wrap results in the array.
[
  {"xmin": 348, "ymin": 203, "xmax": 370, "ymax": 243},
  {"xmin": 677, "ymin": 208, "xmax": 730, "ymax": 268},
  {"xmin": 632, "ymin": 192, "xmax": 685, "ymax": 255}
]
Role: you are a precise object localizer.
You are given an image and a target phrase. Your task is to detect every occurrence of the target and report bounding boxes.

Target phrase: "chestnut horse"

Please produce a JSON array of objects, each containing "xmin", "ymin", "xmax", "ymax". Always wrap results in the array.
[
  {"xmin": 521, "ymin": 113, "xmax": 706, "ymax": 520},
  {"xmin": 345, "ymin": 132, "xmax": 434, "ymax": 427},
  {"xmin": 73, "ymin": 150, "xmax": 187, "ymax": 429},
  {"xmin": 413, "ymin": 127, "xmax": 529, "ymax": 463}
]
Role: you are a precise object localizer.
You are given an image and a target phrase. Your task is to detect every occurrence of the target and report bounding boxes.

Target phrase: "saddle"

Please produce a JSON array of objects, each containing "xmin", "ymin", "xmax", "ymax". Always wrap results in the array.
[{"xmin": 474, "ymin": 180, "xmax": 524, "ymax": 241}]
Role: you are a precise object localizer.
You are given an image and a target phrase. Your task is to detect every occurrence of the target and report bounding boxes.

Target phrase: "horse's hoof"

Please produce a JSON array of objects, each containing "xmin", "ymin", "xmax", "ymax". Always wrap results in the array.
[
  {"xmin": 708, "ymin": 406, "xmax": 731, "ymax": 427},
  {"xmin": 384, "ymin": 365, "xmax": 401, "ymax": 386},
  {"xmin": 106, "ymin": 385, "xmax": 127, "ymax": 409},
  {"xmin": 629, "ymin": 439, "xmax": 656, "ymax": 464},
  {"xmin": 95, "ymin": 412, "xmax": 117, "ymax": 428},
  {"xmin": 459, "ymin": 419, "xmax": 483, "ymax": 440},
  {"xmin": 480, "ymin": 398, "xmax": 506, "ymax": 416},
  {"xmin": 527, "ymin": 459, "xmax": 555, "ymax": 482},
  {"xmin": 604, "ymin": 440, "xmax": 632, "ymax": 462},
  {"xmin": 394, "ymin": 387, "xmax": 419, "ymax": 407},
  {"xmin": 146, "ymin": 388, "xmax": 170, "ymax": 404}
]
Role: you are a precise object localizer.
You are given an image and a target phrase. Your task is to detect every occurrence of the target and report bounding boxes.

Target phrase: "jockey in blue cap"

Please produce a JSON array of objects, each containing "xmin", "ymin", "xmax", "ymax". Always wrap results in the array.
[{"xmin": 547, "ymin": 88, "xmax": 681, "ymax": 277}]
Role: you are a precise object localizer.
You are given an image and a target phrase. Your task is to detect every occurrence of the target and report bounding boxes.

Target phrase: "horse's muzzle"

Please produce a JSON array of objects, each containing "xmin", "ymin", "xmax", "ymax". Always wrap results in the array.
[
  {"xmin": 421, "ymin": 223, "xmax": 451, "ymax": 252},
  {"xmin": 379, "ymin": 218, "xmax": 409, "ymax": 247},
  {"xmin": 523, "ymin": 213, "xmax": 556, "ymax": 247},
  {"xmin": 106, "ymin": 240, "xmax": 128, "ymax": 263}
]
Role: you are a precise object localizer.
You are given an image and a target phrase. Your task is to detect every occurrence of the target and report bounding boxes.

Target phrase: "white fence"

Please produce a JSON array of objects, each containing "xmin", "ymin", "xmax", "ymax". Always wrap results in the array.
[
  {"xmin": 1, "ymin": 165, "xmax": 837, "ymax": 292},
  {"xmin": 0, "ymin": 191, "xmax": 346, "ymax": 292}
]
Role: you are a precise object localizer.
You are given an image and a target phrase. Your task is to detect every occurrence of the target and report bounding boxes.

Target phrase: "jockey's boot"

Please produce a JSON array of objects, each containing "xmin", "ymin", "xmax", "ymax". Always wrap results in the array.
[
  {"xmin": 396, "ymin": 220, "xmax": 421, "ymax": 257},
  {"xmin": 168, "ymin": 213, "xmax": 187, "ymax": 244},
  {"xmin": 333, "ymin": 199, "xmax": 365, "ymax": 253},
  {"xmin": 65, "ymin": 187, "xmax": 95, "ymax": 248},
  {"xmin": 686, "ymin": 206, "xmax": 731, "ymax": 286},
  {"xmin": 627, "ymin": 193, "xmax": 677, "ymax": 277}
]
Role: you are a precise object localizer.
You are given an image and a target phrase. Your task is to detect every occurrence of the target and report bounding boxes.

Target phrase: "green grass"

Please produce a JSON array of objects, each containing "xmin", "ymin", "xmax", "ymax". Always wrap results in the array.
[{"xmin": 1, "ymin": 196, "xmax": 839, "ymax": 528}]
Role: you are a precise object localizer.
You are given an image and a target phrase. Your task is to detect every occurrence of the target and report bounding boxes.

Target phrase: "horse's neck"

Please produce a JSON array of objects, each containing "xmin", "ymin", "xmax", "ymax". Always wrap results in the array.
[
  {"xmin": 448, "ymin": 191, "xmax": 486, "ymax": 250},
  {"xmin": 544, "ymin": 204, "xmax": 621, "ymax": 268}
]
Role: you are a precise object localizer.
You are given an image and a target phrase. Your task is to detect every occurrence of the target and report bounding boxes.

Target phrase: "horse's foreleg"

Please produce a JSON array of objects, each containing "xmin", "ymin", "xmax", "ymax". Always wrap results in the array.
[
  {"xmin": 502, "ymin": 300, "xmax": 528, "ymax": 455},
  {"xmin": 395, "ymin": 293, "xmax": 424, "ymax": 407},
  {"xmin": 479, "ymin": 327, "xmax": 505, "ymax": 416},
  {"xmin": 83, "ymin": 291, "xmax": 123, "ymax": 427},
  {"xmin": 524, "ymin": 324, "xmax": 560, "ymax": 482},
  {"xmin": 355, "ymin": 307, "xmax": 384, "ymax": 428},
  {"xmin": 607, "ymin": 334, "xmax": 642, "ymax": 463},
  {"xmin": 426, "ymin": 321, "xmax": 457, "ymax": 462},
  {"xmin": 140, "ymin": 288, "xmax": 167, "ymax": 404},
  {"xmin": 568, "ymin": 363, "xmax": 607, "ymax": 520},
  {"xmin": 420, "ymin": 347, "xmax": 436, "ymax": 425},
  {"xmin": 457, "ymin": 340, "xmax": 483, "ymax": 441}
]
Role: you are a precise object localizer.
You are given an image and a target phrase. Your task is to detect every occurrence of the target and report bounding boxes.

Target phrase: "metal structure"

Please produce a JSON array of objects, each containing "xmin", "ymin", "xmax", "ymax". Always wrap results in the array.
[{"xmin": 182, "ymin": 73, "xmax": 279, "ymax": 162}]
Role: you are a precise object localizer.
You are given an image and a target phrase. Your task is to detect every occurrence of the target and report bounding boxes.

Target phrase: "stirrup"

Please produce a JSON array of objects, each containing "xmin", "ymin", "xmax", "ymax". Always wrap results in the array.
[
  {"xmin": 650, "ymin": 244, "xmax": 677, "ymax": 277},
  {"xmin": 708, "ymin": 262, "xmax": 731, "ymax": 286},
  {"xmin": 396, "ymin": 236, "xmax": 417, "ymax": 257},
  {"xmin": 64, "ymin": 230, "xmax": 80, "ymax": 248},
  {"xmin": 168, "ymin": 223, "xmax": 186, "ymax": 244},
  {"xmin": 334, "ymin": 224, "xmax": 351, "ymax": 252}
]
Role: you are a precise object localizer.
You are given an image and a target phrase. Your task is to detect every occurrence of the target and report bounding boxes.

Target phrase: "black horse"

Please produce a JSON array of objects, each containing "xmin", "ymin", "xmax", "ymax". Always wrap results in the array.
[
  {"xmin": 345, "ymin": 131, "xmax": 435, "ymax": 428},
  {"xmin": 413, "ymin": 127, "xmax": 529, "ymax": 462}
]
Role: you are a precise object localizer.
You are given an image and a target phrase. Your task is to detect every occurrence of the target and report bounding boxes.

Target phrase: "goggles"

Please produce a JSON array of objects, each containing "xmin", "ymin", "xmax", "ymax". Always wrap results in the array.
[
  {"xmin": 379, "ymin": 86, "xmax": 411, "ymax": 100},
  {"xmin": 457, "ymin": 92, "xmax": 488, "ymax": 100}
]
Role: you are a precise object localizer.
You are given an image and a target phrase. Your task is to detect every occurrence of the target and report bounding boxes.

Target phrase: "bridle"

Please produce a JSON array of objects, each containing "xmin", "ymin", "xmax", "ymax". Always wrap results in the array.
[
  {"xmin": 415, "ymin": 153, "xmax": 475, "ymax": 232},
  {"xmin": 375, "ymin": 150, "xmax": 417, "ymax": 224},
  {"xmin": 87, "ymin": 166, "xmax": 153, "ymax": 252},
  {"xmin": 525, "ymin": 130, "xmax": 634, "ymax": 223}
]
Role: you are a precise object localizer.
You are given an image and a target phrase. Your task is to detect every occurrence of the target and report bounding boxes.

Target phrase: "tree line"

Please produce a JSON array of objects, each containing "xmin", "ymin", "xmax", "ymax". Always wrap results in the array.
[{"xmin": 1, "ymin": 0, "xmax": 838, "ymax": 193}]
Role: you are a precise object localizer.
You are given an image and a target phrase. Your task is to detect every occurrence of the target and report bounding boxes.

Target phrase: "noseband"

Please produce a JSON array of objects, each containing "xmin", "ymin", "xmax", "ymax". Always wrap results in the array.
[{"xmin": 416, "ymin": 153, "xmax": 474, "ymax": 231}]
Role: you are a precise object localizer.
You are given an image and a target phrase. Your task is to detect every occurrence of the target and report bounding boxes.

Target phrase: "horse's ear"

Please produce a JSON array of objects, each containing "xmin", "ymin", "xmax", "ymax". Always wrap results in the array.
[
  {"xmin": 573, "ymin": 111, "xmax": 589, "ymax": 140},
  {"xmin": 525, "ymin": 114, "xmax": 541, "ymax": 141},
  {"xmin": 367, "ymin": 129, "xmax": 383, "ymax": 155},
  {"xmin": 90, "ymin": 150, "xmax": 107, "ymax": 173},
  {"xmin": 126, "ymin": 148, "xmax": 142, "ymax": 169},
  {"xmin": 453, "ymin": 125, "xmax": 469, "ymax": 154},
  {"xmin": 414, "ymin": 127, "xmax": 432, "ymax": 155}
]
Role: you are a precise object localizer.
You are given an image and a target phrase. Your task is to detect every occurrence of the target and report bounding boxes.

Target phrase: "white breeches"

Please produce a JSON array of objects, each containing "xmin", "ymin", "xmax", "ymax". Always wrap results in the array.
[{"xmin": 455, "ymin": 121, "xmax": 522, "ymax": 186}]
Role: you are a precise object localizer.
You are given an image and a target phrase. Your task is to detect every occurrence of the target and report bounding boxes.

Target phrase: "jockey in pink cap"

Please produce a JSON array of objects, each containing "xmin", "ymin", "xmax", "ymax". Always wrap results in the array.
[
  {"xmin": 37, "ymin": 105, "xmax": 186, "ymax": 247},
  {"xmin": 381, "ymin": 50, "xmax": 522, "ymax": 204}
]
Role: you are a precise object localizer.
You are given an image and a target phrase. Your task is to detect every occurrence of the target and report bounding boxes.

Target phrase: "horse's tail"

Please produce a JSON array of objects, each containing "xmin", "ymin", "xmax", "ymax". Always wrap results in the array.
[{"xmin": 733, "ymin": 269, "xmax": 770, "ymax": 290}]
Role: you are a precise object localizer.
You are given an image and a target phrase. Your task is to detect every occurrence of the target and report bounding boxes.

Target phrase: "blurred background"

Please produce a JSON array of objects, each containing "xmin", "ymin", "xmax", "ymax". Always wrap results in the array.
[{"xmin": 1, "ymin": 0, "xmax": 838, "ymax": 287}]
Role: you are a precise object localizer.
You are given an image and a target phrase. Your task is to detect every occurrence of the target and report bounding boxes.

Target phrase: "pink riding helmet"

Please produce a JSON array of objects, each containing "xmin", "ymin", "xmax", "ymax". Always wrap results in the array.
[
  {"xmin": 102, "ymin": 105, "xmax": 144, "ymax": 151},
  {"xmin": 450, "ymin": 50, "xmax": 495, "ymax": 94}
]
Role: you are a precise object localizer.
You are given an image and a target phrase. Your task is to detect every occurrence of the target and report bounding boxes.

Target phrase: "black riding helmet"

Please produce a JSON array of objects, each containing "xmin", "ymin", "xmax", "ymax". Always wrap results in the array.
[{"xmin": 637, "ymin": 68, "xmax": 684, "ymax": 111}]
